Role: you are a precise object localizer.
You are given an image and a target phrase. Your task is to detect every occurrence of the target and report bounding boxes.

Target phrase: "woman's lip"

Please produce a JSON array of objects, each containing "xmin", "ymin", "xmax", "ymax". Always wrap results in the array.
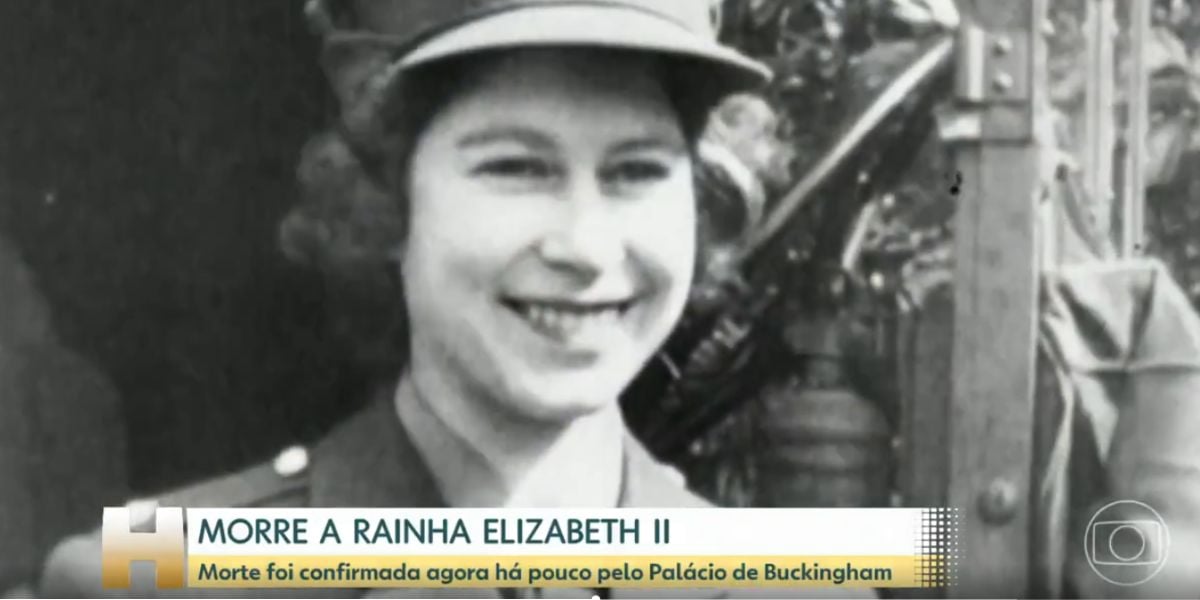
[
  {"xmin": 499, "ymin": 296, "xmax": 637, "ymax": 311},
  {"xmin": 497, "ymin": 300, "xmax": 620, "ymax": 353}
]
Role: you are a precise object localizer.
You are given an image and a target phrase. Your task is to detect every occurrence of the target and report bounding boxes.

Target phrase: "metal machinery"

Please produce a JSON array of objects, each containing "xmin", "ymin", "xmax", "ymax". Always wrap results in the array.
[
  {"xmin": 918, "ymin": 1, "xmax": 1152, "ymax": 596},
  {"xmin": 629, "ymin": 0, "xmax": 1157, "ymax": 596}
]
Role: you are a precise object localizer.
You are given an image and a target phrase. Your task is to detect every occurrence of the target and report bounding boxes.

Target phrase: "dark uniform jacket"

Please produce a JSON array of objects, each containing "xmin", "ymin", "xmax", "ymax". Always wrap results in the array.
[{"xmin": 35, "ymin": 393, "xmax": 873, "ymax": 599}]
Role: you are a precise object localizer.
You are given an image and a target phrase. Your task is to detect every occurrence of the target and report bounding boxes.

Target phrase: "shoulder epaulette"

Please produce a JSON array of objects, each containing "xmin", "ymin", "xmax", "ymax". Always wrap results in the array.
[{"xmin": 144, "ymin": 445, "xmax": 312, "ymax": 510}]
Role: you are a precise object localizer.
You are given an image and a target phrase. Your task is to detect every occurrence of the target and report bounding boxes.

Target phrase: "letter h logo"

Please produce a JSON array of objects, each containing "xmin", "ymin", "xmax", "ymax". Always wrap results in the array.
[{"xmin": 101, "ymin": 502, "xmax": 186, "ymax": 589}]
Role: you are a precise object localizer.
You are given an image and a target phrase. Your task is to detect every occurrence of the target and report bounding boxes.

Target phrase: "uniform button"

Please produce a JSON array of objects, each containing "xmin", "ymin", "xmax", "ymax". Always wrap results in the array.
[{"xmin": 273, "ymin": 446, "xmax": 309, "ymax": 478}]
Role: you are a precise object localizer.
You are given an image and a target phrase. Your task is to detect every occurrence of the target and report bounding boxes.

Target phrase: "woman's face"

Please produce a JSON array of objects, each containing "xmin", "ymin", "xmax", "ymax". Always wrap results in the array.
[{"xmin": 402, "ymin": 49, "xmax": 697, "ymax": 424}]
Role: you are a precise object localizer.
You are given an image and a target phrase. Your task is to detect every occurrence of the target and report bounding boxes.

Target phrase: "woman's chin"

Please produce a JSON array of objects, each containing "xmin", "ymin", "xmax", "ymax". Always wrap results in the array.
[{"xmin": 497, "ymin": 373, "xmax": 626, "ymax": 425}]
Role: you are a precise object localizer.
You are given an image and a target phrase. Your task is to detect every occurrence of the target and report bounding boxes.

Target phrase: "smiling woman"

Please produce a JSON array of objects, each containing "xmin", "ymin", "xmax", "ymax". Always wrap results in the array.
[
  {"xmin": 271, "ymin": 0, "xmax": 771, "ymax": 513},
  {"xmin": 35, "ymin": 1, "xmax": 872, "ymax": 597},
  {"xmin": 275, "ymin": 49, "xmax": 744, "ymax": 511}
]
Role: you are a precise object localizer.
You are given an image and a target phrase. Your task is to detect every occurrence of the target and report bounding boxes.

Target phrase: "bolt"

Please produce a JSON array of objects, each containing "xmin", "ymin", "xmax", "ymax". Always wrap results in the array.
[
  {"xmin": 1042, "ymin": 18, "xmax": 1056, "ymax": 37},
  {"xmin": 978, "ymin": 479, "xmax": 1019, "ymax": 524},
  {"xmin": 992, "ymin": 36, "xmax": 1013, "ymax": 55},
  {"xmin": 993, "ymin": 73, "xmax": 1014, "ymax": 92}
]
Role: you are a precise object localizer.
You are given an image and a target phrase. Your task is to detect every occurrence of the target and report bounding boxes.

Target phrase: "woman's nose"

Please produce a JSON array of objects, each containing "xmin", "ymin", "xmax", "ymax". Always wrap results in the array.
[{"xmin": 536, "ymin": 187, "xmax": 627, "ymax": 278}]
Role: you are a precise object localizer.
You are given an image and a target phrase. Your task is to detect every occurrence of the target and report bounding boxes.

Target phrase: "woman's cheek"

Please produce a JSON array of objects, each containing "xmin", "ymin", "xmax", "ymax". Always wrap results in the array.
[
  {"xmin": 416, "ymin": 179, "xmax": 538, "ymax": 260},
  {"xmin": 631, "ymin": 184, "xmax": 699, "ymax": 293},
  {"xmin": 613, "ymin": 188, "xmax": 697, "ymax": 355}
]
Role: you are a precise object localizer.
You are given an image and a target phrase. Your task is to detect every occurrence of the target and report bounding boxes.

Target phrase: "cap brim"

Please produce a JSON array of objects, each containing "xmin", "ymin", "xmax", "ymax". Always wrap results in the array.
[{"xmin": 398, "ymin": 4, "xmax": 772, "ymax": 95}]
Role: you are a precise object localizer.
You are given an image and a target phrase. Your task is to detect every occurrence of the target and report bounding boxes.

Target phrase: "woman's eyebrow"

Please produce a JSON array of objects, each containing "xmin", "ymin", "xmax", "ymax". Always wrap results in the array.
[{"xmin": 456, "ymin": 126, "xmax": 558, "ymax": 150}]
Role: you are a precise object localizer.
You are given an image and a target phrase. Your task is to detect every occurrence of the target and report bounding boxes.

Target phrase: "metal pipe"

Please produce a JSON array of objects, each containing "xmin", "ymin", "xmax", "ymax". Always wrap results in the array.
[{"xmin": 736, "ymin": 36, "xmax": 956, "ymax": 265}]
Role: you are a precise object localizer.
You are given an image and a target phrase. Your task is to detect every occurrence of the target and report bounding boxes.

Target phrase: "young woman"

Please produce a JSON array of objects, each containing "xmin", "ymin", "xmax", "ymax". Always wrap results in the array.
[{"xmin": 36, "ymin": 1, "xmax": 871, "ymax": 597}]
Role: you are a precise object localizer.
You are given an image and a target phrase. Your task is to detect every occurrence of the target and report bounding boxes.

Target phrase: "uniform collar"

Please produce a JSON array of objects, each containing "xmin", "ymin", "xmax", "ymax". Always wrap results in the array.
[{"xmin": 309, "ymin": 385, "xmax": 708, "ymax": 509}]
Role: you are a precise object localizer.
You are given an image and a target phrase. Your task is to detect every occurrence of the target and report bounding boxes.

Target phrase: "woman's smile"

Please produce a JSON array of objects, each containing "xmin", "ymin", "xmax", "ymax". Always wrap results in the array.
[{"xmin": 500, "ymin": 295, "xmax": 638, "ymax": 349}]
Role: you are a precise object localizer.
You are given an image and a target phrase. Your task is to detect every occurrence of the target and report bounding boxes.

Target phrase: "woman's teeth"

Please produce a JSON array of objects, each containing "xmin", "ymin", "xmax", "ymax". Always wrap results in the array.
[{"xmin": 510, "ymin": 302, "xmax": 625, "ymax": 337}]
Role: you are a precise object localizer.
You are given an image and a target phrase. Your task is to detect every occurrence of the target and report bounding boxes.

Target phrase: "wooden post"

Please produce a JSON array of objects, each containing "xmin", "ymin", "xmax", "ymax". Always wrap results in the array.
[
  {"xmin": 947, "ymin": 0, "xmax": 1046, "ymax": 596},
  {"xmin": 1121, "ymin": 0, "xmax": 1151, "ymax": 257},
  {"xmin": 1078, "ymin": 0, "xmax": 1117, "ymax": 260}
]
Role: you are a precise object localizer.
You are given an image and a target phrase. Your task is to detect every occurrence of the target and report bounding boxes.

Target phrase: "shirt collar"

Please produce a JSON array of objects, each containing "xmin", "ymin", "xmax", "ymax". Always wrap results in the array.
[{"xmin": 309, "ymin": 384, "xmax": 708, "ymax": 509}]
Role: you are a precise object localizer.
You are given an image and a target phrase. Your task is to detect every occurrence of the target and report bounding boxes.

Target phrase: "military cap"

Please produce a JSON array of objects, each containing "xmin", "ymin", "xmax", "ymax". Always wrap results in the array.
[
  {"xmin": 304, "ymin": 0, "xmax": 773, "ymax": 164},
  {"xmin": 309, "ymin": 0, "xmax": 770, "ymax": 86}
]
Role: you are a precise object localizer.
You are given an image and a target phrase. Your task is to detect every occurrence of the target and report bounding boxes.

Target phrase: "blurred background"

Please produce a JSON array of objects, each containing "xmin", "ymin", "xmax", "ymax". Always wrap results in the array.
[{"xmin": 0, "ymin": 1, "xmax": 363, "ymax": 495}]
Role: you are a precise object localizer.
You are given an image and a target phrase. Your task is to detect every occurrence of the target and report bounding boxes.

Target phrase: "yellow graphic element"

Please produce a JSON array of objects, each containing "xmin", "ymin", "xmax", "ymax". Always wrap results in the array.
[
  {"xmin": 101, "ymin": 506, "xmax": 187, "ymax": 589},
  {"xmin": 188, "ymin": 555, "xmax": 933, "ymax": 589}
]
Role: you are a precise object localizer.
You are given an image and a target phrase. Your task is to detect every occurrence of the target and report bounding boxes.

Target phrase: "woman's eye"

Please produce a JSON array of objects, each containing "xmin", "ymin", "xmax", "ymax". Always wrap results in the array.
[
  {"xmin": 473, "ymin": 157, "xmax": 557, "ymax": 180},
  {"xmin": 602, "ymin": 160, "xmax": 671, "ymax": 188}
]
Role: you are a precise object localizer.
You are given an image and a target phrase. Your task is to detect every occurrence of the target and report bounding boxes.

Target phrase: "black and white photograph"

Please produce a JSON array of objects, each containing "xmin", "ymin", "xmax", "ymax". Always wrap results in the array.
[{"xmin": 1, "ymin": 0, "xmax": 1199, "ymax": 598}]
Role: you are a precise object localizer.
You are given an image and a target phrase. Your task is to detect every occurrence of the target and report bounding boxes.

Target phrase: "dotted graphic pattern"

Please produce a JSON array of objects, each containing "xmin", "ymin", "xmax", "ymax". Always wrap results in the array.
[{"xmin": 916, "ymin": 508, "xmax": 960, "ymax": 588}]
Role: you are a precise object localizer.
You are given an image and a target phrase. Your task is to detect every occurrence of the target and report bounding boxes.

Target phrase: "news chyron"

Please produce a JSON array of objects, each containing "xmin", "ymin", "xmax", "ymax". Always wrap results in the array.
[{"xmin": 100, "ymin": 506, "xmax": 955, "ymax": 591}]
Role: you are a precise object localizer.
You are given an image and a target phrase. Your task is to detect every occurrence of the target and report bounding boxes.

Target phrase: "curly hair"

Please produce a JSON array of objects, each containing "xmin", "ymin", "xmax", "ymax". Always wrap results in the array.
[{"xmin": 279, "ymin": 54, "xmax": 772, "ymax": 375}]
